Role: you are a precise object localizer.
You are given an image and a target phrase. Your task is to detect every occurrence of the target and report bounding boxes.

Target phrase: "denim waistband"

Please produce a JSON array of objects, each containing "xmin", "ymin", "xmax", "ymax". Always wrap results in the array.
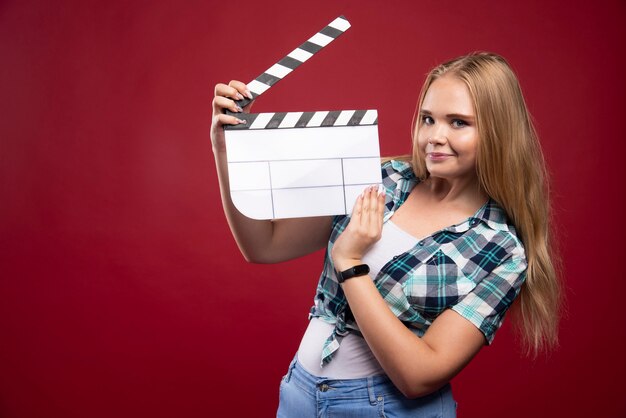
[{"xmin": 284, "ymin": 356, "xmax": 447, "ymax": 404}]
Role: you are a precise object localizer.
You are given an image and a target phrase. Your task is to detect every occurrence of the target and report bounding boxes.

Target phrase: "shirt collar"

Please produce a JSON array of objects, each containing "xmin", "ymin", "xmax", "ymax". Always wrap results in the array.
[
  {"xmin": 390, "ymin": 159, "xmax": 416, "ymax": 180},
  {"xmin": 387, "ymin": 160, "xmax": 512, "ymax": 233},
  {"xmin": 447, "ymin": 199, "xmax": 511, "ymax": 233}
]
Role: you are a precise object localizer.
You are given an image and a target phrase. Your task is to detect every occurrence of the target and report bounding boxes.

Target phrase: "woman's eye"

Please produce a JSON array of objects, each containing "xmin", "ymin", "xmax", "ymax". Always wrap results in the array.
[
  {"xmin": 451, "ymin": 119, "xmax": 467, "ymax": 128},
  {"xmin": 421, "ymin": 115, "xmax": 434, "ymax": 125}
]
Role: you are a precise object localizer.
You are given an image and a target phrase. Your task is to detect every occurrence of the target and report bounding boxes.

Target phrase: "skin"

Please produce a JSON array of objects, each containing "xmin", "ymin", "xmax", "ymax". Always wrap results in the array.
[
  {"xmin": 211, "ymin": 75, "xmax": 488, "ymax": 398},
  {"xmin": 211, "ymin": 80, "xmax": 332, "ymax": 263}
]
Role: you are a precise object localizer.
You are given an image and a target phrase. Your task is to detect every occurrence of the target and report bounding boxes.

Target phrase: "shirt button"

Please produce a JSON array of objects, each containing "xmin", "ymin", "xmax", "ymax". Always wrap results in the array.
[{"xmin": 418, "ymin": 241, "xmax": 424, "ymax": 246}]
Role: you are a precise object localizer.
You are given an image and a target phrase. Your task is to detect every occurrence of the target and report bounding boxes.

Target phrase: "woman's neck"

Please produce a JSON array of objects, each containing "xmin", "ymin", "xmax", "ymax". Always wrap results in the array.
[{"xmin": 421, "ymin": 175, "xmax": 488, "ymax": 210}]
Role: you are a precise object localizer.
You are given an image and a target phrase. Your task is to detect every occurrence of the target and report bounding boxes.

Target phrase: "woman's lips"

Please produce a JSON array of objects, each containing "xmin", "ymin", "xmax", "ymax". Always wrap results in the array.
[{"xmin": 427, "ymin": 152, "xmax": 453, "ymax": 161}]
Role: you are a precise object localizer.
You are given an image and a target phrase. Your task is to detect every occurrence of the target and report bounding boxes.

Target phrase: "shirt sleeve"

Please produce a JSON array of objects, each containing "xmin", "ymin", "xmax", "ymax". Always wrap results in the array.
[{"xmin": 451, "ymin": 250, "xmax": 527, "ymax": 344}]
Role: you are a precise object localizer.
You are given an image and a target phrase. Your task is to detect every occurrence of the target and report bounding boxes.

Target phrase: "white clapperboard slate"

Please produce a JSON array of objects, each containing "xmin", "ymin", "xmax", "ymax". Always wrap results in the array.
[{"xmin": 224, "ymin": 16, "xmax": 382, "ymax": 220}]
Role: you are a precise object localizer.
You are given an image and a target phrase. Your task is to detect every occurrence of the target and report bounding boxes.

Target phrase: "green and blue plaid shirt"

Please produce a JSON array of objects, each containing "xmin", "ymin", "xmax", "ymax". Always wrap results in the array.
[{"xmin": 309, "ymin": 160, "xmax": 527, "ymax": 365}]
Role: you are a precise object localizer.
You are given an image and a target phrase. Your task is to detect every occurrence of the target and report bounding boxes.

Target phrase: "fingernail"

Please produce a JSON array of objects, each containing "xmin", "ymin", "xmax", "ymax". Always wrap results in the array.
[
  {"xmin": 237, "ymin": 118, "xmax": 247, "ymax": 124},
  {"xmin": 235, "ymin": 93, "xmax": 244, "ymax": 100},
  {"xmin": 245, "ymin": 89, "xmax": 253, "ymax": 99},
  {"xmin": 235, "ymin": 105, "xmax": 243, "ymax": 112}
]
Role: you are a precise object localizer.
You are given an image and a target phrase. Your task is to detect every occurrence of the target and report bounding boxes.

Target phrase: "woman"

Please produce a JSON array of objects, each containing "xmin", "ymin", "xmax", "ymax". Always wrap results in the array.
[{"xmin": 210, "ymin": 52, "xmax": 561, "ymax": 417}]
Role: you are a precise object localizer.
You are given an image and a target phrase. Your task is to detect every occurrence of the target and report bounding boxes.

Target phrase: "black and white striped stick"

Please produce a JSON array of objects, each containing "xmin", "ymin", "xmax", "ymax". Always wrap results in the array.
[
  {"xmin": 229, "ymin": 15, "xmax": 350, "ymax": 110},
  {"xmin": 225, "ymin": 109, "xmax": 377, "ymax": 130}
]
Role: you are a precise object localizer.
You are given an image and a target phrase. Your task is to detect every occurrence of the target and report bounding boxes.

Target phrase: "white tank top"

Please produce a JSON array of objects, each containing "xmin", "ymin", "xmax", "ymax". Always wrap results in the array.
[{"xmin": 297, "ymin": 220, "xmax": 418, "ymax": 378}]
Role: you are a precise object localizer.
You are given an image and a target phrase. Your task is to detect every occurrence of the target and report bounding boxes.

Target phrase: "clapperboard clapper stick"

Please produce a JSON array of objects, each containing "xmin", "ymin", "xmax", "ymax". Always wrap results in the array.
[{"xmin": 223, "ymin": 15, "xmax": 382, "ymax": 220}]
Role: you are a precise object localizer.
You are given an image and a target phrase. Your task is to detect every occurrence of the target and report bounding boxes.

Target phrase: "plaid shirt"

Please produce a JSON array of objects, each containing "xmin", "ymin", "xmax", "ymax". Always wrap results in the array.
[{"xmin": 309, "ymin": 160, "xmax": 527, "ymax": 365}]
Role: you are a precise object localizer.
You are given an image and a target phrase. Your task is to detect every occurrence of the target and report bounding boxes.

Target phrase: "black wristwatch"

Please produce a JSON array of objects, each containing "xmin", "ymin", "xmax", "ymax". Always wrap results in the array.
[{"xmin": 337, "ymin": 264, "xmax": 370, "ymax": 283}]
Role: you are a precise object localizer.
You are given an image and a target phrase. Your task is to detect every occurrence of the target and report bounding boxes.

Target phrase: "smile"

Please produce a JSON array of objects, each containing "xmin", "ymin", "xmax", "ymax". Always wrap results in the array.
[{"xmin": 427, "ymin": 152, "xmax": 454, "ymax": 161}]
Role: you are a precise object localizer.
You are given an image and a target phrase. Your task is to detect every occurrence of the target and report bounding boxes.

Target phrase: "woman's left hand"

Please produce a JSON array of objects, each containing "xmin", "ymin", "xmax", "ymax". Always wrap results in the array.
[{"xmin": 331, "ymin": 185, "xmax": 385, "ymax": 272}]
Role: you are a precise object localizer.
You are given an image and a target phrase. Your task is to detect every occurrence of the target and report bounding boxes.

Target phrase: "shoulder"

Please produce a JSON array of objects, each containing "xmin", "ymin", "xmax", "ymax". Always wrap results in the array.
[
  {"xmin": 379, "ymin": 159, "xmax": 419, "ymax": 215},
  {"xmin": 381, "ymin": 159, "xmax": 418, "ymax": 192},
  {"xmin": 471, "ymin": 199, "xmax": 527, "ymax": 265},
  {"xmin": 381, "ymin": 159, "xmax": 415, "ymax": 180}
]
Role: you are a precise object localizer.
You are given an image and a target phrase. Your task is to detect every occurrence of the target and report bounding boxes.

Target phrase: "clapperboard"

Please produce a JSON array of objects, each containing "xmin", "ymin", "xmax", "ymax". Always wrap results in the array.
[{"xmin": 224, "ymin": 16, "xmax": 382, "ymax": 220}]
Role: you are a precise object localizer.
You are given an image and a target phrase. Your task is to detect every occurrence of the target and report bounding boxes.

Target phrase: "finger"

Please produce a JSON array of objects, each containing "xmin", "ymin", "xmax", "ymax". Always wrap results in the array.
[
  {"xmin": 376, "ymin": 186, "xmax": 385, "ymax": 231},
  {"xmin": 229, "ymin": 81, "xmax": 255, "ymax": 112},
  {"xmin": 371, "ymin": 186, "xmax": 381, "ymax": 229},
  {"xmin": 368, "ymin": 185, "xmax": 378, "ymax": 212},
  {"xmin": 212, "ymin": 113, "xmax": 247, "ymax": 129},
  {"xmin": 361, "ymin": 185, "xmax": 376, "ymax": 228},
  {"xmin": 215, "ymin": 81, "xmax": 253, "ymax": 104},
  {"xmin": 212, "ymin": 95, "xmax": 243, "ymax": 114},
  {"xmin": 228, "ymin": 80, "xmax": 254, "ymax": 100},
  {"xmin": 214, "ymin": 82, "xmax": 245, "ymax": 102},
  {"xmin": 367, "ymin": 186, "xmax": 382, "ymax": 237},
  {"xmin": 350, "ymin": 193, "xmax": 363, "ymax": 226},
  {"xmin": 357, "ymin": 186, "xmax": 368, "ymax": 227}
]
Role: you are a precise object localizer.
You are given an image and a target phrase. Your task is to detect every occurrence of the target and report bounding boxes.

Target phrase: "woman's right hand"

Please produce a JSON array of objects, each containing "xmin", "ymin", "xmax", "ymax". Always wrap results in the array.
[
  {"xmin": 209, "ymin": 79, "xmax": 333, "ymax": 264},
  {"xmin": 210, "ymin": 80, "xmax": 254, "ymax": 153}
]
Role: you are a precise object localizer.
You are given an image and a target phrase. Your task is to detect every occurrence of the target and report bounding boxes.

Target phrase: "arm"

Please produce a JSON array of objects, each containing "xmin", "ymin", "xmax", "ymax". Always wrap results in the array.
[
  {"xmin": 331, "ymin": 187, "xmax": 485, "ymax": 398},
  {"xmin": 342, "ymin": 278, "xmax": 484, "ymax": 398},
  {"xmin": 211, "ymin": 80, "xmax": 332, "ymax": 263}
]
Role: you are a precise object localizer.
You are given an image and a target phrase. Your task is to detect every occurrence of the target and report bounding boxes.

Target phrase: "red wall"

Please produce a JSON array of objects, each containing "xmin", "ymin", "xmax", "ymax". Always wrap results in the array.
[{"xmin": 1, "ymin": 0, "xmax": 625, "ymax": 417}]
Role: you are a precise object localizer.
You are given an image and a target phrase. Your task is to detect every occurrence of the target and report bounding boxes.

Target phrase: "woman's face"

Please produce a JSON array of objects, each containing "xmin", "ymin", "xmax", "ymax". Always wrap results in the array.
[{"xmin": 417, "ymin": 75, "xmax": 479, "ymax": 181}]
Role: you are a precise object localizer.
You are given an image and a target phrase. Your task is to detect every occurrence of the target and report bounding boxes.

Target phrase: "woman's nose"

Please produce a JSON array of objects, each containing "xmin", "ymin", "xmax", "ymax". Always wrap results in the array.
[{"xmin": 428, "ymin": 126, "xmax": 448, "ymax": 144}]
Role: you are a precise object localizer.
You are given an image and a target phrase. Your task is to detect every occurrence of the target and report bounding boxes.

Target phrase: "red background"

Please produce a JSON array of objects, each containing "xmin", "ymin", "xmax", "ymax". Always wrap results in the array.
[{"xmin": 1, "ymin": 0, "xmax": 625, "ymax": 417}]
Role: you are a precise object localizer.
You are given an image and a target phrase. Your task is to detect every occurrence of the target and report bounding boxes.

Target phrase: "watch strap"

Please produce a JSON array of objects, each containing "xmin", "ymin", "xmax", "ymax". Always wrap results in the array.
[{"xmin": 337, "ymin": 264, "xmax": 370, "ymax": 283}]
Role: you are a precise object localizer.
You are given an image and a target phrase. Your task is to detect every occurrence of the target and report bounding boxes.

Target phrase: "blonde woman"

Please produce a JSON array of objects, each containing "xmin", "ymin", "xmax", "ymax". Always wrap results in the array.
[{"xmin": 211, "ymin": 52, "xmax": 561, "ymax": 417}]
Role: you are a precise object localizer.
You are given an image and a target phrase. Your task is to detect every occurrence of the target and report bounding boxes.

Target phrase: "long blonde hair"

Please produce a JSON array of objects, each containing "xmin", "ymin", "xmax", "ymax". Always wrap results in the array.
[{"xmin": 411, "ymin": 52, "xmax": 562, "ymax": 355}]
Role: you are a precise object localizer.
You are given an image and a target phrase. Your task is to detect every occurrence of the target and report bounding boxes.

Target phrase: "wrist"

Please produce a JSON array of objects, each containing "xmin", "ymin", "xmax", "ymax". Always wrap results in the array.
[
  {"xmin": 336, "ymin": 263, "xmax": 370, "ymax": 283},
  {"xmin": 211, "ymin": 141, "xmax": 228, "ymax": 156},
  {"xmin": 334, "ymin": 257, "xmax": 363, "ymax": 273},
  {"xmin": 212, "ymin": 147, "xmax": 226, "ymax": 156}
]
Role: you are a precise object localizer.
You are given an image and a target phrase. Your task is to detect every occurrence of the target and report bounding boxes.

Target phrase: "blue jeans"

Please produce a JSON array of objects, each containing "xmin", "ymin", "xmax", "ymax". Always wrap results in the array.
[{"xmin": 277, "ymin": 357, "xmax": 457, "ymax": 418}]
